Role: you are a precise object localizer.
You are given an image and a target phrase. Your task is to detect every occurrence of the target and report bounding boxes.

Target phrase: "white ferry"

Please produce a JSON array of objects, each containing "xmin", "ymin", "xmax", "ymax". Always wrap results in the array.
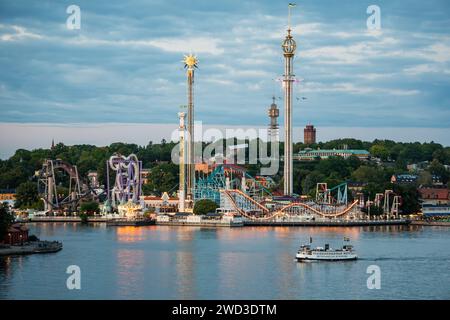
[{"xmin": 296, "ymin": 238, "xmax": 357, "ymax": 261}]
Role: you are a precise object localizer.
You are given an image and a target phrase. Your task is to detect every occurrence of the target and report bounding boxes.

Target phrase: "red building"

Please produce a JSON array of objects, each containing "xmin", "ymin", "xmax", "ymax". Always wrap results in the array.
[
  {"xmin": 418, "ymin": 187, "xmax": 449, "ymax": 206},
  {"xmin": 3, "ymin": 223, "xmax": 29, "ymax": 245},
  {"xmin": 304, "ymin": 124, "xmax": 316, "ymax": 144}
]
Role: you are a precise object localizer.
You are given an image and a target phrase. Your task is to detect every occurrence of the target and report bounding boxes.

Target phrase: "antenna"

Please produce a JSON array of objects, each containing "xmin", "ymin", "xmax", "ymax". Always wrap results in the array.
[{"xmin": 288, "ymin": 3, "xmax": 296, "ymax": 31}]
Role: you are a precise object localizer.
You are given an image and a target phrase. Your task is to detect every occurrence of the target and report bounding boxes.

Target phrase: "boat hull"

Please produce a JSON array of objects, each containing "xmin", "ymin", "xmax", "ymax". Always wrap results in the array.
[{"xmin": 296, "ymin": 253, "xmax": 358, "ymax": 261}]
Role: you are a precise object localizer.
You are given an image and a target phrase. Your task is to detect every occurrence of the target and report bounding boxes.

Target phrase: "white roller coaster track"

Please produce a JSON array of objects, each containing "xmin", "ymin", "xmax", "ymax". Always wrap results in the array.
[{"xmin": 221, "ymin": 189, "xmax": 359, "ymax": 220}]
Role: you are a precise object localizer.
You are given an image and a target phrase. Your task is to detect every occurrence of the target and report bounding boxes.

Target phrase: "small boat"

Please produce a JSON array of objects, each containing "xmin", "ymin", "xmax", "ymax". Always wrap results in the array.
[{"xmin": 296, "ymin": 238, "xmax": 357, "ymax": 261}]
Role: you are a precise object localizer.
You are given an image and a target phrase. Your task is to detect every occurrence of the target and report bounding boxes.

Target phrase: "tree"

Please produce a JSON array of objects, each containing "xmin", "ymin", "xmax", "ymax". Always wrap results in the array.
[
  {"xmin": 351, "ymin": 166, "xmax": 386, "ymax": 184},
  {"xmin": 370, "ymin": 144, "xmax": 389, "ymax": 161},
  {"xmin": 301, "ymin": 171, "xmax": 325, "ymax": 197},
  {"xmin": 79, "ymin": 201, "xmax": 99, "ymax": 215},
  {"xmin": 15, "ymin": 181, "xmax": 39, "ymax": 209},
  {"xmin": 362, "ymin": 204, "xmax": 384, "ymax": 216},
  {"xmin": 142, "ymin": 163, "xmax": 178, "ymax": 196},
  {"xmin": 393, "ymin": 184, "xmax": 421, "ymax": 215},
  {"xmin": 418, "ymin": 171, "xmax": 433, "ymax": 185},
  {"xmin": 0, "ymin": 203, "xmax": 14, "ymax": 241},
  {"xmin": 193, "ymin": 199, "xmax": 218, "ymax": 215},
  {"xmin": 432, "ymin": 148, "xmax": 450, "ymax": 165},
  {"xmin": 428, "ymin": 159, "xmax": 449, "ymax": 184}
]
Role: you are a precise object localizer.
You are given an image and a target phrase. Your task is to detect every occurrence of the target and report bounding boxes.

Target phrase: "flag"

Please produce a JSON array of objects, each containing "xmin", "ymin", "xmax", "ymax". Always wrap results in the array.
[{"xmin": 289, "ymin": 3, "xmax": 297, "ymax": 7}]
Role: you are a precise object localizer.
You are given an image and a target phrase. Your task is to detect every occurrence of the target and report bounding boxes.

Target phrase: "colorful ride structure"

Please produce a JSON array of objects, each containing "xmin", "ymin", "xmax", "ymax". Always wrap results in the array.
[
  {"xmin": 37, "ymin": 159, "xmax": 89, "ymax": 213},
  {"xmin": 194, "ymin": 164, "xmax": 272, "ymax": 205},
  {"xmin": 105, "ymin": 153, "xmax": 143, "ymax": 212},
  {"xmin": 194, "ymin": 165, "xmax": 364, "ymax": 221},
  {"xmin": 366, "ymin": 189, "xmax": 402, "ymax": 218}
]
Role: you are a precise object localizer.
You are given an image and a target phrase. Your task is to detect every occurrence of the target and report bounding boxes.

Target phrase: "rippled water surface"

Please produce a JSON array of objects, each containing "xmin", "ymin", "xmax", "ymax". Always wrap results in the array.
[{"xmin": 0, "ymin": 223, "xmax": 449, "ymax": 299}]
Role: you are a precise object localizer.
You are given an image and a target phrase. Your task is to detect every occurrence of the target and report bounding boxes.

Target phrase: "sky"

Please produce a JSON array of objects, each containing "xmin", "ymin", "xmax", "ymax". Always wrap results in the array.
[{"xmin": 0, "ymin": 0, "xmax": 449, "ymax": 158}]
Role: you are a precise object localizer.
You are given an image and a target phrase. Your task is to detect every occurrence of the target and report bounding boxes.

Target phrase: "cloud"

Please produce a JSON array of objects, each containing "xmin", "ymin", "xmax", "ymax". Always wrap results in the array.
[
  {"xmin": 301, "ymin": 81, "xmax": 420, "ymax": 96},
  {"xmin": 0, "ymin": 0, "xmax": 449, "ymax": 132},
  {"xmin": 404, "ymin": 63, "xmax": 450, "ymax": 75},
  {"xmin": 0, "ymin": 24, "xmax": 42, "ymax": 41}
]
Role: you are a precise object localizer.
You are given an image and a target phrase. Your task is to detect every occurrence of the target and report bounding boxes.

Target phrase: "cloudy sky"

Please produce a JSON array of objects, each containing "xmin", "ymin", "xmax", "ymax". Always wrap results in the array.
[{"xmin": 0, "ymin": 0, "xmax": 449, "ymax": 158}]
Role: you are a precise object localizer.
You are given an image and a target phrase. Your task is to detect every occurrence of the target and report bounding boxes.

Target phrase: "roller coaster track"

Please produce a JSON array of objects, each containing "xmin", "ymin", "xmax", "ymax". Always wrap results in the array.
[
  {"xmin": 221, "ymin": 189, "xmax": 281, "ymax": 221},
  {"xmin": 221, "ymin": 189, "xmax": 359, "ymax": 220},
  {"xmin": 276, "ymin": 200, "xmax": 360, "ymax": 218}
]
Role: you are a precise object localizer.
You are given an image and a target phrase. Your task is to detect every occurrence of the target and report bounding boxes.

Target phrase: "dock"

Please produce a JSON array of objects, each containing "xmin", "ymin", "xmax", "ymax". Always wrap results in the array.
[
  {"xmin": 243, "ymin": 219, "xmax": 411, "ymax": 227},
  {"xmin": 27, "ymin": 216, "xmax": 109, "ymax": 223},
  {"xmin": 106, "ymin": 218, "xmax": 155, "ymax": 226},
  {"xmin": 0, "ymin": 241, "xmax": 63, "ymax": 256},
  {"xmin": 156, "ymin": 220, "xmax": 243, "ymax": 227},
  {"xmin": 410, "ymin": 220, "xmax": 450, "ymax": 227}
]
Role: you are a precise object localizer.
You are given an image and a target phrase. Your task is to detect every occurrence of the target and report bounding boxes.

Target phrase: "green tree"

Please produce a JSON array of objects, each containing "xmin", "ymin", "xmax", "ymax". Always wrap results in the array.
[
  {"xmin": 301, "ymin": 171, "xmax": 325, "ymax": 197},
  {"xmin": 432, "ymin": 148, "xmax": 450, "ymax": 165},
  {"xmin": 0, "ymin": 203, "xmax": 15, "ymax": 241},
  {"xmin": 362, "ymin": 204, "xmax": 384, "ymax": 216},
  {"xmin": 142, "ymin": 163, "xmax": 178, "ymax": 196},
  {"xmin": 428, "ymin": 159, "xmax": 449, "ymax": 184},
  {"xmin": 79, "ymin": 201, "xmax": 99, "ymax": 215},
  {"xmin": 193, "ymin": 199, "xmax": 218, "ymax": 215},
  {"xmin": 417, "ymin": 171, "xmax": 433, "ymax": 185},
  {"xmin": 15, "ymin": 181, "xmax": 39, "ymax": 209},
  {"xmin": 351, "ymin": 166, "xmax": 386, "ymax": 184},
  {"xmin": 370, "ymin": 144, "xmax": 389, "ymax": 160},
  {"xmin": 393, "ymin": 184, "xmax": 421, "ymax": 215}
]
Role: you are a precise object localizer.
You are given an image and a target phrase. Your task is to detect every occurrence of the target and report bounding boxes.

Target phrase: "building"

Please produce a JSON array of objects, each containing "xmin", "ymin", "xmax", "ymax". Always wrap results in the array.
[
  {"xmin": 295, "ymin": 148, "xmax": 370, "ymax": 161},
  {"xmin": 195, "ymin": 163, "xmax": 211, "ymax": 175},
  {"xmin": 0, "ymin": 190, "xmax": 16, "ymax": 208},
  {"xmin": 141, "ymin": 168, "xmax": 151, "ymax": 185},
  {"xmin": 419, "ymin": 186, "xmax": 450, "ymax": 217},
  {"xmin": 267, "ymin": 97, "xmax": 279, "ymax": 142},
  {"xmin": 3, "ymin": 223, "xmax": 29, "ymax": 245},
  {"xmin": 418, "ymin": 187, "xmax": 449, "ymax": 206},
  {"xmin": 141, "ymin": 192, "xmax": 178, "ymax": 214},
  {"xmin": 303, "ymin": 124, "xmax": 316, "ymax": 144},
  {"xmin": 407, "ymin": 161, "xmax": 429, "ymax": 172},
  {"xmin": 391, "ymin": 174, "xmax": 441, "ymax": 185},
  {"xmin": 391, "ymin": 174, "xmax": 418, "ymax": 184}
]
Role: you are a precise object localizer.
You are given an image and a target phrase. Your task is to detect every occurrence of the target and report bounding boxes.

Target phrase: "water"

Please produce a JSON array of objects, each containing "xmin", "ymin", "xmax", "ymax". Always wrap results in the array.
[{"xmin": 0, "ymin": 223, "xmax": 449, "ymax": 300}]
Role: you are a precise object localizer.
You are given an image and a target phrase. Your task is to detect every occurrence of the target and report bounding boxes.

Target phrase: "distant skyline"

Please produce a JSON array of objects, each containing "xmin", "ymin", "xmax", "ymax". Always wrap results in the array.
[{"xmin": 0, "ymin": 0, "xmax": 449, "ymax": 156}]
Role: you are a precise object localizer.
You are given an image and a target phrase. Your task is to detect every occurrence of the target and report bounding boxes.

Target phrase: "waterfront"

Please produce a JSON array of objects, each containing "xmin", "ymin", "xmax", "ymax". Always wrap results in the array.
[{"xmin": 0, "ymin": 223, "xmax": 449, "ymax": 300}]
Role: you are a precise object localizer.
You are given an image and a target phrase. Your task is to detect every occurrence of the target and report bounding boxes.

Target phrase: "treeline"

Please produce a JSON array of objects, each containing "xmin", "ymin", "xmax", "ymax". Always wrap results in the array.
[
  {"xmin": 0, "ymin": 140, "xmax": 176, "ymax": 190},
  {"xmin": 1, "ymin": 138, "xmax": 449, "ymax": 214}
]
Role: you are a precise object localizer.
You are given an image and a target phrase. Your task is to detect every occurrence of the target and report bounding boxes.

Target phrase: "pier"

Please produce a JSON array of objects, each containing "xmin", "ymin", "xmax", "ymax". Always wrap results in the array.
[
  {"xmin": 0, "ymin": 241, "xmax": 63, "ymax": 256},
  {"xmin": 243, "ymin": 219, "xmax": 411, "ymax": 227}
]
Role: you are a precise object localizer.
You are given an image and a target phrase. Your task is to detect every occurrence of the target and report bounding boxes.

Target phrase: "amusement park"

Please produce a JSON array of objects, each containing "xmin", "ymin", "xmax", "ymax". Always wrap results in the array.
[{"xmin": 25, "ymin": 5, "xmax": 412, "ymax": 227}]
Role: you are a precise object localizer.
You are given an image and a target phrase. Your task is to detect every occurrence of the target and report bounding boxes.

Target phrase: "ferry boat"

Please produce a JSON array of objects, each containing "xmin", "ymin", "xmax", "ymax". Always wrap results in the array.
[{"xmin": 296, "ymin": 238, "xmax": 357, "ymax": 261}]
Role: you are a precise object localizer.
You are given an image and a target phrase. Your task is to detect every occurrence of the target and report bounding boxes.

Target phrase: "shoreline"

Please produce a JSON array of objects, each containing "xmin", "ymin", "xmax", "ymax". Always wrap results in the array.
[
  {"xmin": 23, "ymin": 216, "xmax": 414, "ymax": 227},
  {"xmin": 410, "ymin": 220, "xmax": 450, "ymax": 227}
]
